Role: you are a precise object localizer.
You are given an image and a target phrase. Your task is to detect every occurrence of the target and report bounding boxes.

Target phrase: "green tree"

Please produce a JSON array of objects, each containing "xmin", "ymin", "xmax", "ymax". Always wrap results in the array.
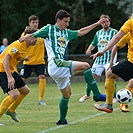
[{"xmin": 1, "ymin": 0, "xmax": 132, "ymax": 54}]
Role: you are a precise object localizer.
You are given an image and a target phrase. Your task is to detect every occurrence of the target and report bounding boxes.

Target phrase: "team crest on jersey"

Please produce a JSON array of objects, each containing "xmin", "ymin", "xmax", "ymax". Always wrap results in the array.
[
  {"xmin": 57, "ymin": 37, "xmax": 66, "ymax": 46},
  {"xmin": 100, "ymin": 39, "xmax": 108, "ymax": 46},
  {"xmin": 11, "ymin": 47, "xmax": 18, "ymax": 54}
]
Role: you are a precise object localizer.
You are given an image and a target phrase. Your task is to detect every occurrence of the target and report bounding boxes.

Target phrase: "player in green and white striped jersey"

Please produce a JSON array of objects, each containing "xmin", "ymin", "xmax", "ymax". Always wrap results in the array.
[
  {"xmin": 79, "ymin": 14, "xmax": 118, "ymax": 103},
  {"xmin": 20, "ymin": 9, "xmax": 108, "ymax": 125}
]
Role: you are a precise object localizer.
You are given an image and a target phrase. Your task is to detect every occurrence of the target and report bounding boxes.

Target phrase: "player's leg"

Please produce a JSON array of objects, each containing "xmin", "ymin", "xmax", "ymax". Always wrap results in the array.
[
  {"xmin": 54, "ymin": 77, "xmax": 71, "ymax": 125},
  {"xmin": 74, "ymin": 61, "xmax": 106, "ymax": 102},
  {"xmin": 48, "ymin": 59, "xmax": 72, "ymax": 125},
  {"xmin": 94, "ymin": 69, "xmax": 117, "ymax": 113},
  {"xmin": 35, "ymin": 64, "xmax": 46, "ymax": 105},
  {"xmin": 94, "ymin": 59, "xmax": 133, "ymax": 113},
  {"xmin": 104, "ymin": 63, "xmax": 118, "ymax": 103},
  {"xmin": 0, "ymin": 73, "xmax": 19, "ymax": 120},
  {"xmin": 6, "ymin": 72, "xmax": 29, "ymax": 122}
]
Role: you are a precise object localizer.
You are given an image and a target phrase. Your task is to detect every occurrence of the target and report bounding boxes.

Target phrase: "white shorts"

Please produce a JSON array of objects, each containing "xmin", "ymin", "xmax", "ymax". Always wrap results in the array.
[
  {"xmin": 91, "ymin": 63, "xmax": 110, "ymax": 76},
  {"xmin": 48, "ymin": 59, "xmax": 75, "ymax": 90}
]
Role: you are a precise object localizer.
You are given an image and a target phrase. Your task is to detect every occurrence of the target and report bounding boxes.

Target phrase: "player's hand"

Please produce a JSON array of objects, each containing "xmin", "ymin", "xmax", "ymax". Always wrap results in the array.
[
  {"xmin": 106, "ymin": 63, "xmax": 113, "ymax": 71},
  {"xmin": 91, "ymin": 51, "xmax": 104, "ymax": 60},
  {"xmin": 96, "ymin": 18, "xmax": 108, "ymax": 25},
  {"xmin": 24, "ymin": 56, "xmax": 29, "ymax": 61},
  {"xmin": 86, "ymin": 50, "xmax": 91, "ymax": 55},
  {"xmin": 19, "ymin": 37, "xmax": 24, "ymax": 42},
  {"xmin": 7, "ymin": 76, "xmax": 15, "ymax": 90}
]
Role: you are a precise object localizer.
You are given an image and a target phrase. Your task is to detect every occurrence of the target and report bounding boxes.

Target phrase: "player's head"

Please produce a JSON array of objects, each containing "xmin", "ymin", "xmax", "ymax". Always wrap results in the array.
[
  {"xmin": 100, "ymin": 14, "xmax": 111, "ymax": 30},
  {"xmin": 55, "ymin": 9, "xmax": 70, "ymax": 30},
  {"xmin": 24, "ymin": 26, "xmax": 37, "ymax": 46},
  {"xmin": 28, "ymin": 15, "xmax": 39, "ymax": 29}
]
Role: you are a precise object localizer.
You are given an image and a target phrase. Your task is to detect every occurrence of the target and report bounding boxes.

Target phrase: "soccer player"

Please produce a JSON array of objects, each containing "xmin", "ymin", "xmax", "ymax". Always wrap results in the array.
[
  {"xmin": 20, "ymin": 9, "xmax": 107, "ymax": 125},
  {"xmin": 79, "ymin": 14, "xmax": 118, "ymax": 103},
  {"xmin": 92, "ymin": 14, "xmax": 133, "ymax": 113},
  {"xmin": 108, "ymin": 32, "xmax": 131, "ymax": 112},
  {"xmin": 19, "ymin": 15, "xmax": 47, "ymax": 106},
  {"xmin": 0, "ymin": 26, "xmax": 37, "ymax": 126}
]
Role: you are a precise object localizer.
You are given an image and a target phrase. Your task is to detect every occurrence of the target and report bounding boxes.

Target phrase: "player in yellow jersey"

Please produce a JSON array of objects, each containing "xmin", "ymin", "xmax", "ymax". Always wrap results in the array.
[
  {"xmin": 19, "ymin": 15, "xmax": 47, "ymax": 106},
  {"xmin": 108, "ymin": 32, "xmax": 131, "ymax": 112},
  {"xmin": 0, "ymin": 26, "xmax": 37, "ymax": 126},
  {"xmin": 92, "ymin": 14, "xmax": 133, "ymax": 113}
]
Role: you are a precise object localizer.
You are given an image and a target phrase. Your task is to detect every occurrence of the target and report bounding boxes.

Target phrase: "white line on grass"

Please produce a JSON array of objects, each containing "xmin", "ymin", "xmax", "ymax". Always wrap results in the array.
[{"xmin": 37, "ymin": 103, "xmax": 133, "ymax": 133}]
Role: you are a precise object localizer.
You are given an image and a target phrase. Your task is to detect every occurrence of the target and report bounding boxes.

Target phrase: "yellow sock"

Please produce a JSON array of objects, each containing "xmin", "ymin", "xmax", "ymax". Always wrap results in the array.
[
  {"xmin": 8, "ymin": 92, "xmax": 26, "ymax": 113},
  {"xmin": 0, "ymin": 95, "xmax": 14, "ymax": 118},
  {"xmin": 39, "ymin": 78, "xmax": 46, "ymax": 101},
  {"xmin": 126, "ymin": 86, "xmax": 133, "ymax": 96},
  {"xmin": 105, "ymin": 78, "xmax": 115, "ymax": 104}
]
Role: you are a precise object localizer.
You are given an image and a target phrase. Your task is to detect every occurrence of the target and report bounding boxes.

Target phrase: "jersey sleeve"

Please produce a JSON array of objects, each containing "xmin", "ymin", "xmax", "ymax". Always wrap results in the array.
[
  {"xmin": 91, "ymin": 33, "xmax": 98, "ymax": 46},
  {"xmin": 33, "ymin": 24, "xmax": 49, "ymax": 38},
  {"xmin": 120, "ymin": 19, "xmax": 132, "ymax": 34},
  {"xmin": 67, "ymin": 29, "xmax": 78, "ymax": 41},
  {"xmin": 117, "ymin": 32, "xmax": 130, "ymax": 48},
  {"xmin": 7, "ymin": 46, "xmax": 18, "ymax": 58}
]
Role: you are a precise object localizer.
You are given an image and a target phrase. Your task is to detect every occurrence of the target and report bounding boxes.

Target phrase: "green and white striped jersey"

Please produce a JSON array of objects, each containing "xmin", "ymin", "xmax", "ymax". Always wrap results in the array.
[
  {"xmin": 91, "ymin": 27, "xmax": 117, "ymax": 64},
  {"xmin": 33, "ymin": 24, "xmax": 78, "ymax": 62}
]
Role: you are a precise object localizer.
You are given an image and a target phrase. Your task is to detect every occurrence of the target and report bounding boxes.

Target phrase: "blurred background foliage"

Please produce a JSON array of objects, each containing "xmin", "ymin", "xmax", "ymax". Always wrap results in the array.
[{"xmin": 0, "ymin": 0, "xmax": 133, "ymax": 54}]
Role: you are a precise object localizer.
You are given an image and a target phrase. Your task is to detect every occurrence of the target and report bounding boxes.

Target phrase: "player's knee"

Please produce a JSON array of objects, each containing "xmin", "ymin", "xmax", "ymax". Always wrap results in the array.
[
  {"xmin": 129, "ymin": 79, "xmax": 133, "ymax": 87},
  {"xmin": 106, "ymin": 69, "xmax": 115, "ymax": 78},
  {"xmin": 9, "ymin": 90, "xmax": 19, "ymax": 100},
  {"xmin": 20, "ymin": 86, "xmax": 30, "ymax": 95},
  {"xmin": 39, "ymin": 74, "xmax": 45, "ymax": 79},
  {"xmin": 84, "ymin": 62, "xmax": 90, "ymax": 70}
]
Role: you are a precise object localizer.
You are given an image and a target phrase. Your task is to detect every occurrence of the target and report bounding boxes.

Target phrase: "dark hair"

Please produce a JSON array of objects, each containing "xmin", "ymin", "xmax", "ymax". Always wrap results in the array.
[
  {"xmin": 24, "ymin": 26, "xmax": 37, "ymax": 35},
  {"xmin": 100, "ymin": 14, "xmax": 111, "ymax": 21},
  {"xmin": 55, "ymin": 9, "xmax": 70, "ymax": 22},
  {"xmin": 28, "ymin": 15, "xmax": 39, "ymax": 23}
]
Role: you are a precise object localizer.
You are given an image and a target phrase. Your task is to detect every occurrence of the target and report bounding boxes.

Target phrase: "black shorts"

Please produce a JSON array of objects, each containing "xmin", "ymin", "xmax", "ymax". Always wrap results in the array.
[
  {"xmin": 111, "ymin": 59, "xmax": 133, "ymax": 82},
  {"xmin": 20, "ymin": 64, "xmax": 46, "ymax": 78},
  {"xmin": 0, "ymin": 71, "xmax": 25, "ymax": 94}
]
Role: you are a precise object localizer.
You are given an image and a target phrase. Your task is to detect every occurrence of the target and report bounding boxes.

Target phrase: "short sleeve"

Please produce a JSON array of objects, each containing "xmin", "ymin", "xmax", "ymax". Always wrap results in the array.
[
  {"xmin": 33, "ymin": 24, "xmax": 50, "ymax": 38},
  {"xmin": 67, "ymin": 29, "xmax": 78, "ymax": 41},
  {"xmin": 120, "ymin": 19, "xmax": 133, "ymax": 34}
]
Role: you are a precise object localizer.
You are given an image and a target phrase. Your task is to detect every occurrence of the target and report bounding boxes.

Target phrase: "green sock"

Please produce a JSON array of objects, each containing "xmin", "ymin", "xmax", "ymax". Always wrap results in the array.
[
  {"xmin": 83, "ymin": 68, "xmax": 100, "ymax": 99},
  {"xmin": 86, "ymin": 84, "xmax": 91, "ymax": 96},
  {"xmin": 59, "ymin": 97, "xmax": 69, "ymax": 122},
  {"xmin": 113, "ymin": 81, "xmax": 117, "ymax": 98}
]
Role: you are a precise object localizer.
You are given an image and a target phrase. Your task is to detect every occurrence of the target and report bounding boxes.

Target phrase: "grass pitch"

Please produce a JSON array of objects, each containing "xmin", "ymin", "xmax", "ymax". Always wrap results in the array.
[{"xmin": 0, "ymin": 81, "xmax": 132, "ymax": 133}]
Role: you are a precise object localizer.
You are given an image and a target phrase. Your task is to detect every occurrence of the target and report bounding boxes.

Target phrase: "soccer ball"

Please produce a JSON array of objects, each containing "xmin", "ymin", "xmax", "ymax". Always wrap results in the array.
[{"xmin": 116, "ymin": 89, "xmax": 132, "ymax": 104}]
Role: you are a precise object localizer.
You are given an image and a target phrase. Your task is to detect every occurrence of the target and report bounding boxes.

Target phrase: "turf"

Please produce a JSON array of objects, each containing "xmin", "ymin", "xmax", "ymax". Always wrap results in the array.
[{"xmin": 0, "ymin": 81, "xmax": 132, "ymax": 133}]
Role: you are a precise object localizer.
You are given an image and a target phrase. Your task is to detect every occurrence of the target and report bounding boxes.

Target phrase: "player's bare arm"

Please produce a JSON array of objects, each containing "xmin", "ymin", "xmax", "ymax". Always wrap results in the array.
[
  {"xmin": 78, "ymin": 18, "xmax": 107, "ymax": 37},
  {"xmin": 86, "ymin": 44, "xmax": 95, "ymax": 55},
  {"xmin": 92, "ymin": 30, "xmax": 125, "ymax": 60},
  {"xmin": 19, "ymin": 34, "xmax": 33, "ymax": 42}
]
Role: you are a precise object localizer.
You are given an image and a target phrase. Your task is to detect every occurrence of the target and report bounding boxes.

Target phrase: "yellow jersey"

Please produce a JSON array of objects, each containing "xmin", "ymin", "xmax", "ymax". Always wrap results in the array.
[
  {"xmin": 0, "ymin": 40, "xmax": 28, "ymax": 73},
  {"xmin": 21, "ymin": 32, "xmax": 45, "ymax": 65},
  {"xmin": 120, "ymin": 18, "xmax": 133, "ymax": 63}
]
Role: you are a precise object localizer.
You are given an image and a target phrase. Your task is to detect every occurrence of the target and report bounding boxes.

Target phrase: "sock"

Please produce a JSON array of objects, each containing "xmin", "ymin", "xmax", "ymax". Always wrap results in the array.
[
  {"xmin": 113, "ymin": 81, "xmax": 117, "ymax": 98},
  {"xmin": 39, "ymin": 78, "xmax": 46, "ymax": 101},
  {"xmin": 86, "ymin": 84, "xmax": 91, "ymax": 96},
  {"xmin": 8, "ymin": 92, "xmax": 26, "ymax": 113},
  {"xmin": 59, "ymin": 97, "xmax": 69, "ymax": 122},
  {"xmin": 105, "ymin": 78, "xmax": 115, "ymax": 104},
  {"xmin": 126, "ymin": 86, "xmax": 133, "ymax": 96},
  {"xmin": 83, "ymin": 68, "xmax": 100, "ymax": 99},
  {"xmin": 0, "ymin": 95, "xmax": 14, "ymax": 118}
]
